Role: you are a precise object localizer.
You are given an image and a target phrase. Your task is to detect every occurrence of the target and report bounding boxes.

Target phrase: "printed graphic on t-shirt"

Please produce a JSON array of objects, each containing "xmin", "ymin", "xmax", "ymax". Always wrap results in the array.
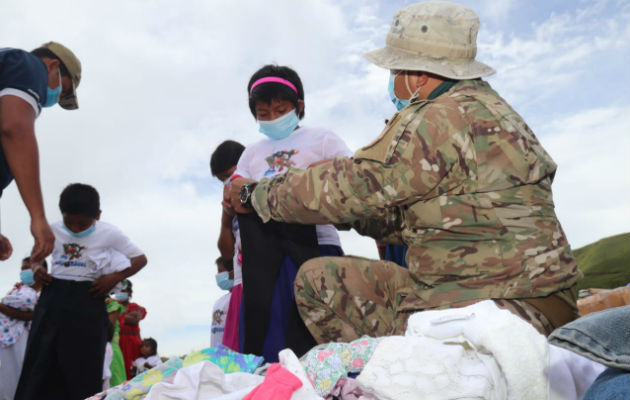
[
  {"xmin": 58, "ymin": 243, "xmax": 87, "ymax": 267},
  {"xmin": 211, "ymin": 309, "xmax": 225, "ymax": 334},
  {"xmin": 264, "ymin": 149, "xmax": 299, "ymax": 177}
]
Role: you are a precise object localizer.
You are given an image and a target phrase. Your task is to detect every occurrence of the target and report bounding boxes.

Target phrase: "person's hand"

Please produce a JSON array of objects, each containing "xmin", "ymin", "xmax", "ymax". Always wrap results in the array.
[
  {"xmin": 125, "ymin": 310, "xmax": 142, "ymax": 325},
  {"xmin": 0, "ymin": 234, "xmax": 13, "ymax": 260},
  {"xmin": 89, "ymin": 273, "xmax": 121, "ymax": 298},
  {"xmin": 228, "ymin": 177, "xmax": 256, "ymax": 214},
  {"xmin": 33, "ymin": 263, "xmax": 52, "ymax": 286},
  {"xmin": 30, "ymin": 216, "xmax": 54, "ymax": 263}
]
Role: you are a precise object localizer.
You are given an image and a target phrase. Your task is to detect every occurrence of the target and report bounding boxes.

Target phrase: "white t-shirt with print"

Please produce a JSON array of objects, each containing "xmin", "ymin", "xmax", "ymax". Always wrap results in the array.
[
  {"xmin": 235, "ymin": 126, "xmax": 352, "ymax": 246},
  {"xmin": 210, "ymin": 292, "xmax": 231, "ymax": 347},
  {"xmin": 50, "ymin": 220, "xmax": 143, "ymax": 281}
]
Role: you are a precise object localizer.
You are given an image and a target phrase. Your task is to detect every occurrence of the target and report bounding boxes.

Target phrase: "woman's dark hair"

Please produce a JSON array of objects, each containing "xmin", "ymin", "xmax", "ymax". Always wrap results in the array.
[
  {"xmin": 247, "ymin": 64, "xmax": 305, "ymax": 119},
  {"xmin": 210, "ymin": 140, "xmax": 245, "ymax": 176},
  {"xmin": 30, "ymin": 47, "xmax": 71, "ymax": 78},
  {"xmin": 58, "ymin": 183, "xmax": 100, "ymax": 217},
  {"xmin": 143, "ymin": 337, "xmax": 158, "ymax": 356}
]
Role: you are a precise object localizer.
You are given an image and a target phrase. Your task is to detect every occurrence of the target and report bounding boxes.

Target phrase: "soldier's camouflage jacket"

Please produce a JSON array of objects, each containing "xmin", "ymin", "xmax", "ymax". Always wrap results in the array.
[{"xmin": 252, "ymin": 79, "xmax": 580, "ymax": 309}]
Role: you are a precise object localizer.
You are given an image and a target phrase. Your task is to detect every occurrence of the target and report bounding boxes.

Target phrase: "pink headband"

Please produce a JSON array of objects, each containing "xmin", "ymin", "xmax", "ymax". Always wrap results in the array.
[{"xmin": 249, "ymin": 77, "xmax": 298, "ymax": 94}]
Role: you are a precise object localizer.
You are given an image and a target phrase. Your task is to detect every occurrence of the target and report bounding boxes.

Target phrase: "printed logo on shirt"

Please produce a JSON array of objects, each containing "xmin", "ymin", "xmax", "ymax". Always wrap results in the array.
[
  {"xmin": 212, "ymin": 309, "xmax": 225, "ymax": 326},
  {"xmin": 55, "ymin": 243, "xmax": 88, "ymax": 267},
  {"xmin": 264, "ymin": 149, "xmax": 299, "ymax": 177}
]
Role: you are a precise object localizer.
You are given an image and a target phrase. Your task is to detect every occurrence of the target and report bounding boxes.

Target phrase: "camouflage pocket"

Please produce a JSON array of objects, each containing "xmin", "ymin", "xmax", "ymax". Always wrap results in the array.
[{"xmin": 354, "ymin": 104, "xmax": 426, "ymax": 164}]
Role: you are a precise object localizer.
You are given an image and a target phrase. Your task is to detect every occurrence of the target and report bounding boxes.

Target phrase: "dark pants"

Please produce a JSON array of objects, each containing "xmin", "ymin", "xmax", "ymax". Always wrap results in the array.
[
  {"xmin": 237, "ymin": 212, "xmax": 320, "ymax": 358},
  {"xmin": 15, "ymin": 278, "xmax": 108, "ymax": 400}
]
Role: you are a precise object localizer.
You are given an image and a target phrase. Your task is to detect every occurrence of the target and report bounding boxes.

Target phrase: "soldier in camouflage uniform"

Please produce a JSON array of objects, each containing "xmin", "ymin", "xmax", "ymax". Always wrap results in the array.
[{"xmin": 229, "ymin": 1, "xmax": 580, "ymax": 343}]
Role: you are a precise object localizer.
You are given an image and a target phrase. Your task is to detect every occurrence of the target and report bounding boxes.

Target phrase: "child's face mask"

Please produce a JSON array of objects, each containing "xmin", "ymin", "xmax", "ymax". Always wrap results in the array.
[
  {"xmin": 215, "ymin": 271, "xmax": 234, "ymax": 291},
  {"xmin": 20, "ymin": 269, "xmax": 35, "ymax": 286},
  {"xmin": 258, "ymin": 110, "xmax": 300, "ymax": 140},
  {"xmin": 113, "ymin": 292, "xmax": 129, "ymax": 302}
]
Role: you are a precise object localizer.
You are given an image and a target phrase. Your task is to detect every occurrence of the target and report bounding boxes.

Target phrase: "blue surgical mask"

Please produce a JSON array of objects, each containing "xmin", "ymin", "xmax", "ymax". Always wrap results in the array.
[
  {"xmin": 113, "ymin": 292, "xmax": 129, "ymax": 302},
  {"xmin": 43, "ymin": 70, "xmax": 62, "ymax": 108},
  {"xmin": 20, "ymin": 269, "xmax": 35, "ymax": 286},
  {"xmin": 388, "ymin": 72, "xmax": 409, "ymax": 111},
  {"xmin": 215, "ymin": 271, "xmax": 234, "ymax": 291},
  {"xmin": 258, "ymin": 111, "xmax": 300, "ymax": 140},
  {"xmin": 62, "ymin": 223, "xmax": 96, "ymax": 238}
]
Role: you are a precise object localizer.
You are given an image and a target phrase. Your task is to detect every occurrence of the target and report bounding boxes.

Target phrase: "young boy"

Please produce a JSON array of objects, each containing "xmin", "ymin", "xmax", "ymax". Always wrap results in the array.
[
  {"xmin": 15, "ymin": 183, "xmax": 147, "ymax": 400},
  {"xmin": 210, "ymin": 256, "xmax": 234, "ymax": 348}
]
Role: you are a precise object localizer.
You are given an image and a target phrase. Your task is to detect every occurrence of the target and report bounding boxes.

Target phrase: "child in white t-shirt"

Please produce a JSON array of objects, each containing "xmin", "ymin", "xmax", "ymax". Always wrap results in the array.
[
  {"xmin": 15, "ymin": 183, "xmax": 148, "ymax": 400},
  {"xmin": 229, "ymin": 64, "xmax": 352, "ymax": 361},
  {"xmin": 210, "ymin": 140, "xmax": 245, "ymax": 352},
  {"xmin": 133, "ymin": 337, "xmax": 161, "ymax": 375},
  {"xmin": 210, "ymin": 257, "xmax": 233, "ymax": 348}
]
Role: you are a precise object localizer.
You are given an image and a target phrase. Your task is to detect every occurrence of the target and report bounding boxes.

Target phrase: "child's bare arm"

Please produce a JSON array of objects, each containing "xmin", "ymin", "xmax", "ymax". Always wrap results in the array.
[
  {"xmin": 89, "ymin": 254, "xmax": 148, "ymax": 297},
  {"xmin": 0, "ymin": 303, "xmax": 34, "ymax": 321}
]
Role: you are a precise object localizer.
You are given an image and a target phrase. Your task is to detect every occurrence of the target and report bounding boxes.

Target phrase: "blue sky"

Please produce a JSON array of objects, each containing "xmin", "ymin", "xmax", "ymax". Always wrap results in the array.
[{"xmin": 1, "ymin": 0, "xmax": 628, "ymax": 356}]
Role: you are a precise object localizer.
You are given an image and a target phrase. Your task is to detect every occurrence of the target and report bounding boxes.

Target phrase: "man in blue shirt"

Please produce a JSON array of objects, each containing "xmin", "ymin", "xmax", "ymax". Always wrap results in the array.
[{"xmin": 0, "ymin": 41, "xmax": 81, "ymax": 263}]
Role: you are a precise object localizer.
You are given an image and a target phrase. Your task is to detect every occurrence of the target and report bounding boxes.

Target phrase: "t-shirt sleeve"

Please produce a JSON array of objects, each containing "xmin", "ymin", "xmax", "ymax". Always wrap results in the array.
[
  {"xmin": 233, "ymin": 145, "xmax": 253, "ymax": 179},
  {"xmin": 0, "ymin": 49, "xmax": 48, "ymax": 116},
  {"xmin": 106, "ymin": 225, "xmax": 144, "ymax": 258},
  {"xmin": 101, "ymin": 250, "xmax": 131, "ymax": 275},
  {"xmin": 321, "ymin": 130, "xmax": 353, "ymax": 158}
]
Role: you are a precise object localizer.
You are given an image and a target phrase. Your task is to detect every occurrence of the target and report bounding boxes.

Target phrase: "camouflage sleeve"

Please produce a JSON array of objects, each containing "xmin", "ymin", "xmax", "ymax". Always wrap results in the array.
[
  {"xmin": 251, "ymin": 101, "xmax": 471, "ymax": 225},
  {"xmin": 349, "ymin": 210, "xmax": 405, "ymax": 244}
]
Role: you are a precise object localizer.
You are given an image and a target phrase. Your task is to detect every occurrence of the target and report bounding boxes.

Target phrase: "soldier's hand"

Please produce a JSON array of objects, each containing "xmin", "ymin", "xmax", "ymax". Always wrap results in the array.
[
  {"xmin": 0, "ymin": 234, "xmax": 13, "ymax": 260},
  {"xmin": 228, "ymin": 177, "xmax": 256, "ymax": 214}
]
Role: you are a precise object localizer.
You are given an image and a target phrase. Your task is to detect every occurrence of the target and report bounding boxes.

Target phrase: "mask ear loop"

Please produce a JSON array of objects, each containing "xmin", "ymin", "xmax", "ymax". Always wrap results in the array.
[{"xmin": 403, "ymin": 72, "xmax": 422, "ymax": 101}]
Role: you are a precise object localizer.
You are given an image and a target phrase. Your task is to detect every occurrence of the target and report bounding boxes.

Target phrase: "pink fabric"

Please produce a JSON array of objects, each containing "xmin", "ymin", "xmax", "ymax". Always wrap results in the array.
[
  {"xmin": 249, "ymin": 77, "xmax": 298, "ymax": 94},
  {"xmin": 243, "ymin": 363, "xmax": 302, "ymax": 400},
  {"xmin": 221, "ymin": 283, "xmax": 242, "ymax": 351}
]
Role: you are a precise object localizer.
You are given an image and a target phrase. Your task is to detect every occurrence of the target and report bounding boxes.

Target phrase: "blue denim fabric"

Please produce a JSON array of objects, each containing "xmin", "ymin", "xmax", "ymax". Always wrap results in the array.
[
  {"xmin": 548, "ymin": 305, "xmax": 629, "ymax": 370},
  {"xmin": 582, "ymin": 367, "xmax": 630, "ymax": 400}
]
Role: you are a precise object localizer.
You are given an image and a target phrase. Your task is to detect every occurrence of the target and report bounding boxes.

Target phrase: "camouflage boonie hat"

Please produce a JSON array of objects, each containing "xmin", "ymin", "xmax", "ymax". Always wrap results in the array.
[{"xmin": 364, "ymin": 1, "xmax": 495, "ymax": 80}]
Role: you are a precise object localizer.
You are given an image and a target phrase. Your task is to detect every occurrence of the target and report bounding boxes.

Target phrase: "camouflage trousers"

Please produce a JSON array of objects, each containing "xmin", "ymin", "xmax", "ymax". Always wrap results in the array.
[{"xmin": 294, "ymin": 256, "xmax": 563, "ymax": 344}]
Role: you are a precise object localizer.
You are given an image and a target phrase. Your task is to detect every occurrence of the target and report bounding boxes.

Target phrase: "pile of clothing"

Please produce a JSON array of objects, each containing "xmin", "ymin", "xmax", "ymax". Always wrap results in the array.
[{"xmin": 90, "ymin": 301, "xmax": 613, "ymax": 400}]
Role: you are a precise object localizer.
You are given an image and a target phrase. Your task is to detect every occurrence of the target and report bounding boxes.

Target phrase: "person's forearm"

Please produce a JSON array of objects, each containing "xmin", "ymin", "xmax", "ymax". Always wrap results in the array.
[
  {"xmin": 115, "ymin": 254, "xmax": 148, "ymax": 281},
  {"xmin": 0, "ymin": 121, "xmax": 46, "ymax": 221},
  {"xmin": 217, "ymin": 214, "xmax": 235, "ymax": 259},
  {"xmin": 0, "ymin": 303, "xmax": 34, "ymax": 321}
]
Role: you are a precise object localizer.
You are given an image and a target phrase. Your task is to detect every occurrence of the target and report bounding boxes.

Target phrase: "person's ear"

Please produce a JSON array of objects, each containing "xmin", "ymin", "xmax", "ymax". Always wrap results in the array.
[
  {"xmin": 413, "ymin": 73, "xmax": 430, "ymax": 90},
  {"xmin": 46, "ymin": 58, "xmax": 60, "ymax": 72},
  {"xmin": 96, "ymin": 210, "xmax": 102, "ymax": 220},
  {"xmin": 297, "ymin": 100, "xmax": 305, "ymax": 116}
]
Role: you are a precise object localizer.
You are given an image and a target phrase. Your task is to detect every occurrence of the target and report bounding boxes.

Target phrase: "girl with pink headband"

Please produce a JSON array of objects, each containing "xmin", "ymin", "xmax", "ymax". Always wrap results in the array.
[{"xmin": 225, "ymin": 64, "xmax": 352, "ymax": 362}]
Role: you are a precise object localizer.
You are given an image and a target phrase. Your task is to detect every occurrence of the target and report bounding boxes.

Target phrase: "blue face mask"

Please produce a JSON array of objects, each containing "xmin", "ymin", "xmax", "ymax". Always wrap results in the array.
[
  {"xmin": 388, "ymin": 72, "xmax": 409, "ymax": 111},
  {"xmin": 258, "ymin": 110, "xmax": 300, "ymax": 140},
  {"xmin": 20, "ymin": 269, "xmax": 35, "ymax": 286},
  {"xmin": 113, "ymin": 292, "xmax": 129, "ymax": 302},
  {"xmin": 62, "ymin": 223, "xmax": 96, "ymax": 238},
  {"xmin": 43, "ymin": 70, "xmax": 62, "ymax": 108},
  {"xmin": 216, "ymin": 271, "xmax": 234, "ymax": 291}
]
